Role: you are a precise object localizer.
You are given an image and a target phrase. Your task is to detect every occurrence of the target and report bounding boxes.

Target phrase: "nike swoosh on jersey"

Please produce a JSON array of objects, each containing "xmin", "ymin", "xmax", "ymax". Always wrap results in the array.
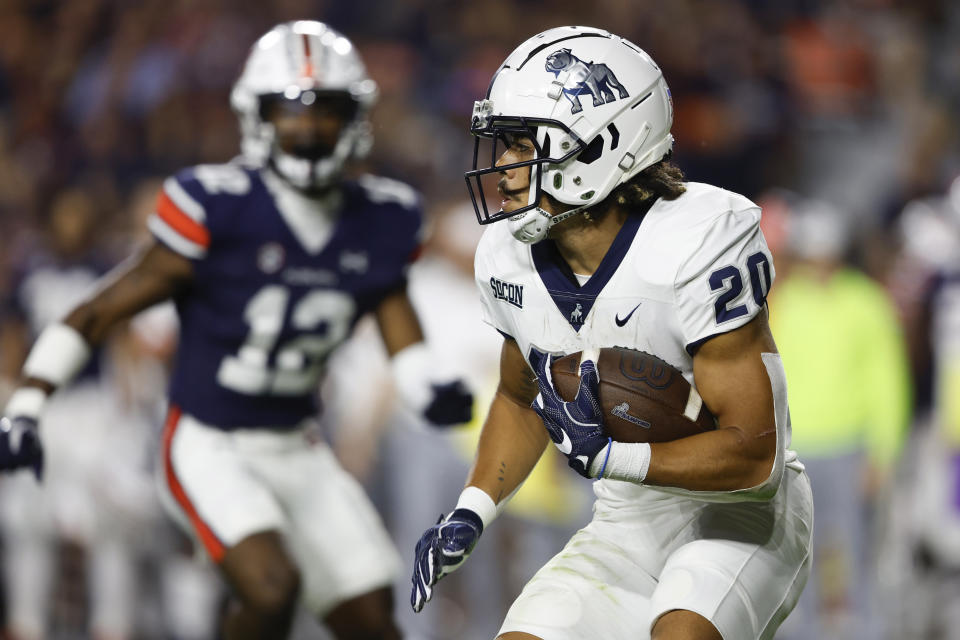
[{"xmin": 615, "ymin": 303, "xmax": 642, "ymax": 327}]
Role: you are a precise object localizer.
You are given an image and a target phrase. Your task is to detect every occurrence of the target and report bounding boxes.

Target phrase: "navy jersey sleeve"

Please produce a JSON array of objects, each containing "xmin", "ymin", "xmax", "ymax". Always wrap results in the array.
[
  {"xmin": 148, "ymin": 164, "xmax": 254, "ymax": 260},
  {"xmin": 356, "ymin": 174, "xmax": 425, "ymax": 293}
]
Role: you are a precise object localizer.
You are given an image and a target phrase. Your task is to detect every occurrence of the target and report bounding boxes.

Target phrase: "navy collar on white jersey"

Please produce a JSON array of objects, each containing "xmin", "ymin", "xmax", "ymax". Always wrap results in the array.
[{"xmin": 531, "ymin": 208, "xmax": 648, "ymax": 332}]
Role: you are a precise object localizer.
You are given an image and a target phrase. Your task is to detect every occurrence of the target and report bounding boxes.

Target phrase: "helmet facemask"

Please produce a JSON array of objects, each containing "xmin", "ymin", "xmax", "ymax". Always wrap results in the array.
[
  {"xmin": 258, "ymin": 89, "xmax": 366, "ymax": 192},
  {"xmin": 466, "ymin": 105, "xmax": 598, "ymax": 243},
  {"xmin": 465, "ymin": 105, "xmax": 587, "ymax": 225}
]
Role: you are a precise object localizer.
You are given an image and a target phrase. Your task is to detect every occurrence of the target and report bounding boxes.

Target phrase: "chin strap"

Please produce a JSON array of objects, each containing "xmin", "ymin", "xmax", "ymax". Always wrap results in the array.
[{"xmin": 507, "ymin": 203, "xmax": 593, "ymax": 244}]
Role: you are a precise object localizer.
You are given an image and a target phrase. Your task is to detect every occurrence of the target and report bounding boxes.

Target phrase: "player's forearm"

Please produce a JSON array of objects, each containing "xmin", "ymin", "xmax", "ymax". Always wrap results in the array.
[
  {"xmin": 374, "ymin": 290, "xmax": 425, "ymax": 356},
  {"xmin": 466, "ymin": 390, "xmax": 549, "ymax": 505},
  {"xmin": 646, "ymin": 425, "xmax": 777, "ymax": 492},
  {"xmin": 64, "ymin": 243, "xmax": 193, "ymax": 347}
]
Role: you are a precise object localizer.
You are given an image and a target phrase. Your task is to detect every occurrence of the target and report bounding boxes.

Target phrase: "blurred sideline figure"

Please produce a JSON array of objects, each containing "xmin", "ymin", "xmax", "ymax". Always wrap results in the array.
[
  {"xmin": 889, "ymin": 177, "xmax": 960, "ymax": 639},
  {"xmin": 0, "ymin": 187, "xmax": 158, "ymax": 640},
  {"xmin": 0, "ymin": 21, "xmax": 472, "ymax": 640},
  {"xmin": 766, "ymin": 196, "xmax": 911, "ymax": 640},
  {"xmin": 411, "ymin": 26, "xmax": 812, "ymax": 640}
]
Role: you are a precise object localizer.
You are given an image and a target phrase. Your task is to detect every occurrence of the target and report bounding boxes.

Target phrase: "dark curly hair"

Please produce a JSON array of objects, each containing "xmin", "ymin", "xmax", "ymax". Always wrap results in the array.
[
  {"xmin": 544, "ymin": 155, "xmax": 686, "ymax": 224},
  {"xmin": 593, "ymin": 156, "xmax": 686, "ymax": 218}
]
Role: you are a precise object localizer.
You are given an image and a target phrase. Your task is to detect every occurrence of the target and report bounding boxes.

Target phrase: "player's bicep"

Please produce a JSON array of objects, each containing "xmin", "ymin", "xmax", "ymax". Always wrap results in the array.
[
  {"xmin": 692, "ymin": 310, "xmax": 778, "ymax": 465},
  {"xmin": 497, "ymin": 337, "xmax": 538, "ymax": 407},
  {"xmin": 65, "ymin": 241, "xmax": 193, "ymax": 344}
]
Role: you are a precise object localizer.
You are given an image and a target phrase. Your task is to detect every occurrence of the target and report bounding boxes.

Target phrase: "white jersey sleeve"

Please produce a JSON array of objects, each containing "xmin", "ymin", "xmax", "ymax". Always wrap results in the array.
[
  {"xmin": 674, "ymin": 204, "xmax": 774, "ymax": 353},
  {"xmin": 474, "ymin": 224, "xmax": 523, "ymax": 340}
]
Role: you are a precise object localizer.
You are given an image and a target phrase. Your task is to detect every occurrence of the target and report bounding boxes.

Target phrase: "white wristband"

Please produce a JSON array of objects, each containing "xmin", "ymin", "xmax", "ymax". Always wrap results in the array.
[
  {"xmin": 23, "ymin": 323, "xmax": 92, "ymax": 387},
  {"xmin": 589, "ymin": 441, "xmax": 651, "ymax": 484},
  {"xmin": 455, "ymin": 486, "xmax": 498, "ymax": 531},
  {"xmin": 4, "ymin": 387, "xmax": 47, "ymax": 420}
]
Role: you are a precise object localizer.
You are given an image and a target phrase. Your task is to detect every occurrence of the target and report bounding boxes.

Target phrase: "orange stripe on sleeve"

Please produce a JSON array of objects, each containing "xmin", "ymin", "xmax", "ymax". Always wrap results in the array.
[
  {"xmin": 162, "ymin": 406, "xmax": 226, "ymax": 562},
  {"xmin": 156, "ymin": 190, "xmax": 211, "ymax": 248}
]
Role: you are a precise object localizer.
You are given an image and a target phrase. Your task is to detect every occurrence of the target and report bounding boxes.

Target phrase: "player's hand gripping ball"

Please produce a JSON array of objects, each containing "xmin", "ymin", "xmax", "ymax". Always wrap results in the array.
[
  {"xmin": 529, "ymin": 348, "xmax": 610, "ymax": 478},
  {"xmin": 549, "ymin": 347, "xmax": 715, "ymax": 444}
]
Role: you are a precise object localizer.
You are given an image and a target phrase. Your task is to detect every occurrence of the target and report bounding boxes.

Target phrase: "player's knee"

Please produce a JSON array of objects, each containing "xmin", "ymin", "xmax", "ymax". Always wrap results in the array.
[
  {"xmin": 651, "ymin": 609, "xmax": 722, "ymax": 640},
  {"xmin": 325, "ymin": 588, "xmax": 400, "ymax": 640},
  {"xmin": 243, "ymin": 562, "xmax": 301, "ymax": 616},
  {"xmin": 327, "ymin": 613, "xmax": 400, "ymax": 640},
  {"xmin": 334, "ymin": 619, "xmax": 401, "ymax": 640}
]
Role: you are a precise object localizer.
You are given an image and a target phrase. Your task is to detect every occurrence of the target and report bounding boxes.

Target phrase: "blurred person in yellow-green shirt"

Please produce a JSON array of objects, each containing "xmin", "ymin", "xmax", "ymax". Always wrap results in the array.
[{"xmin": 768, "ymin": 197, "xmax": 911, "ymax": 640}]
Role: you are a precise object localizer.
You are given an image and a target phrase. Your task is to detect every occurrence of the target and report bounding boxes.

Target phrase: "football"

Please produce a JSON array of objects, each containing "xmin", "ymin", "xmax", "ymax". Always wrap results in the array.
[{"xmin": 550, "ymin": 347, "xmax": 715, "ymax": 443}]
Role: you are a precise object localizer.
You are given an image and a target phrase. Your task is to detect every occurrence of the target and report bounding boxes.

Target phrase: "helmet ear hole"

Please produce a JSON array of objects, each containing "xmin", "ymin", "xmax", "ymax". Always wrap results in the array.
[
  {"xmin": 607, "ymin": 124, "xmax": 620, "ymax": 150},
  {"xmin": 577, "ymin": 135, "xmax": 604, "ymax": 165}
]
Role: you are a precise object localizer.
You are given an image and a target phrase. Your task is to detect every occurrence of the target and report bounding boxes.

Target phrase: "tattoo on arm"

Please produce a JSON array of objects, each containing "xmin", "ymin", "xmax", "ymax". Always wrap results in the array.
[
  {"xmin": 496, "ymin": 461, "xmax": 507, "ymax": 502},
  {"xmin": 518, "ymin": 371, "xmax": 538, "ymax": 404}
]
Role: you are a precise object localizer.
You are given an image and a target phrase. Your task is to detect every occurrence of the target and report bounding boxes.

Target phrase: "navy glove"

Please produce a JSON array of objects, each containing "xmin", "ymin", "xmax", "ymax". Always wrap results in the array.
[
  {"xmin": 529, "ymin": 348, "xmax": 610, "ymax": 478},
  {"xmin": 0, "ymin": 415, "xmax": 44, "ymax": 480},
  {"xmin": 423, "ymin": 379, "xmax": 473, "ymax": 427},
  {"xmin": 410, "ymin": 508, "xmax": 483, "ymax": 612}
]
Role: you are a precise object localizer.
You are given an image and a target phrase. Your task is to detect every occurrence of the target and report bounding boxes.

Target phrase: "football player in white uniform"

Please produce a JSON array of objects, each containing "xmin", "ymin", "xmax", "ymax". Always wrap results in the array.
[
  {"xmin": 411, "ymin": 26, "xmax": 813, "ymax": 640},
  {"xmin": 0, "ymin": 21, "xmax": 472, "ymax": 640}
]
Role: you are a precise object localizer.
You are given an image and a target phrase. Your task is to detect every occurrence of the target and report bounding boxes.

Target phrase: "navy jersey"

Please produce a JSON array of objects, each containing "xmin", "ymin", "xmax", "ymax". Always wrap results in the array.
[{"xmin": 147, "ymin": 162, "xmax": 423, "ymax": 429}]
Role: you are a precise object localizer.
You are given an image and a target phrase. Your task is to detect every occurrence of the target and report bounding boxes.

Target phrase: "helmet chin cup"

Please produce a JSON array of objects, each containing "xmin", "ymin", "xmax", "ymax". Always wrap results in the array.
[
  {"xmin": 507, "ymin": 207, "xmax": 552, "ymax": 244},
  {"xmin": 273, "ymin": 152, "xmax": 336, "ymax": 191}
]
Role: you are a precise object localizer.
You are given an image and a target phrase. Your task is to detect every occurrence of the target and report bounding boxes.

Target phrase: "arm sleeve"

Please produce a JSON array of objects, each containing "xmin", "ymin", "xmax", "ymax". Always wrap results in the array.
[
  {"xmin": 675, "ymin": 207, "xmax": 775, "ymax": 354},
  {"xmin": 147, "ymin": 172, "xmax": 212, "ymax": 260}
]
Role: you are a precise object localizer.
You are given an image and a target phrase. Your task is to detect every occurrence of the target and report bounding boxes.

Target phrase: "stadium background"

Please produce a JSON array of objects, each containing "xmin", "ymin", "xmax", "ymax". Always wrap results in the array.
[{"xmin": 0, "ymin": 0, "xmax": 959, "ymax": 638}]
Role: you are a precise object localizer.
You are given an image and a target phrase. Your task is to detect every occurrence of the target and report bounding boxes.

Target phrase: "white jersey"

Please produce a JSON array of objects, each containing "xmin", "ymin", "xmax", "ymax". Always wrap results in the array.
[{"xmin": 475, "ymin": 182, "xmax": 801, "ymax": 501}]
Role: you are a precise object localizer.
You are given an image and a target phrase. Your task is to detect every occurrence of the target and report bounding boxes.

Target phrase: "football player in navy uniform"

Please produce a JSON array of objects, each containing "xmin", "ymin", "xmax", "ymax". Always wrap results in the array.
[
  {"xmin": 0, "ymin": 21, "xmax": 472, "ymax": 640},
  {"xmin": 410, "ymin": 27, "xmax": 812, "ymax": 640}
]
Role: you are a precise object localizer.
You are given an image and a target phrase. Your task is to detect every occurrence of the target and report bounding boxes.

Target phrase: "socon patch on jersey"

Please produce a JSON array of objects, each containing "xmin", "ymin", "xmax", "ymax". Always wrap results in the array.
[{"xmin": 490, "ymin": 277, "xmax": 524, "ymax": 309}]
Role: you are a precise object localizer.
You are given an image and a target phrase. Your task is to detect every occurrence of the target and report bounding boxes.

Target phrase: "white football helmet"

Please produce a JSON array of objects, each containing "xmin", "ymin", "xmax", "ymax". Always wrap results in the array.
[
  {"xmin": 230, "ymin": 21, "xmax": 378, "ymax": 190},
  {"xmin": 466, "ymin": 26, "xmax": 673, "ymax": 243}
]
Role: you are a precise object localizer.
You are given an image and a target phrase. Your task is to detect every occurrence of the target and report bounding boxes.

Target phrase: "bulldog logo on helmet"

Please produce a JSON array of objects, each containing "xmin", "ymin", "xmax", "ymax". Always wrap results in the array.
[{"xmin": 545, "ymin": 48, "xmax": 630, "ymax": 114}]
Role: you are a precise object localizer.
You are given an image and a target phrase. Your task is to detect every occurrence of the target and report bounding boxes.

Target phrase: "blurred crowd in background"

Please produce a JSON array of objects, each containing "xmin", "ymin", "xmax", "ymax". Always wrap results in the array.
[{"xmin": 1, "ymin": 0, "xmax": 960, "ymax": 638}]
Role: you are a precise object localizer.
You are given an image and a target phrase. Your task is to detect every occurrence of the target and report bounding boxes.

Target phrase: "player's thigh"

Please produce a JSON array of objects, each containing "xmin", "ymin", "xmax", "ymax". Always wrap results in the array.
[
  {"xmin": 156, "ymin": 411, "xmax": 287, "ymax": 563},
  {"xmin": 251, "ymin": 439, "xmax": 401, "ymax": 617},
  {"xmin": 651, "ymin": 468, "xmax": 814, "ymax": 640},
  {"xmin": 497, "ymin": 522, "xmax": 658, "ymax": 640}
]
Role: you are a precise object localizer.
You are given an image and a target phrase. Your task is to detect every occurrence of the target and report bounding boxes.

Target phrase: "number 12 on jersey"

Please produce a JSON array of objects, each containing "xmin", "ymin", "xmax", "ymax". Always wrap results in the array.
[
  {"xmin": 709, "ymin": 252, "xmax": 771, "ymax": 324},
  {"xmin": 217, "ymin": 285, "xmax": 355, "ymax": 396}
]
